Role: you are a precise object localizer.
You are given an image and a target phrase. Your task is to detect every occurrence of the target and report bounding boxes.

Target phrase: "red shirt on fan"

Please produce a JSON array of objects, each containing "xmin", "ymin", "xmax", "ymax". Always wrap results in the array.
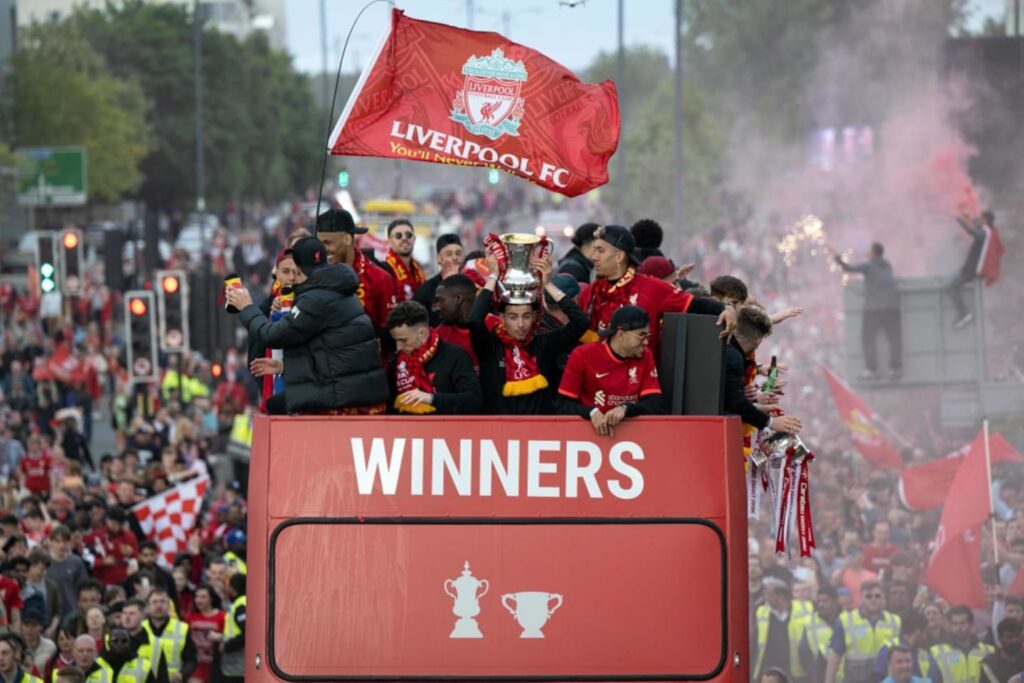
[
  {"xmin": 351, "ymin": 249, "xmax": 398, "ymax": 331},
  {"xmin": 578, "ymin": 268, "xmax": 692, "ymax": 357},
  {"xmin": 84, "ymin": 526, "xmax": 138, "ymax": 585},
  {"xmin": 188, "ymin": 608, "xmax": 226, "ymax": 681},
  {"xmin": 558, "ymin": 342, "xmax": 661, "ymax": 412},
  {"xmin": 20, "ymin": 450, "xmax": 52, "ymax": 497}
]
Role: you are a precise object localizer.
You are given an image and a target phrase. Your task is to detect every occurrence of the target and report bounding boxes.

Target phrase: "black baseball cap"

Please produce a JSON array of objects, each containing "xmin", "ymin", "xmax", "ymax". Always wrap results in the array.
[
  {"xmin": 436, "ymin": 233, "xmax": 462, "ymax": 252},
  {"xmin": 599, "ymin": 305, "xmax": 650, "ymax": 337},
  {"xmin": 317, "ymin": 208, "xmax": 368, "ymax": 234},
  {"xmin": 594, "ymin": 225, "xmax": 640, "ymax": 265},
  {"xmin": 292, "ymin": 236, "xmax": 330, "ymax": 275}
]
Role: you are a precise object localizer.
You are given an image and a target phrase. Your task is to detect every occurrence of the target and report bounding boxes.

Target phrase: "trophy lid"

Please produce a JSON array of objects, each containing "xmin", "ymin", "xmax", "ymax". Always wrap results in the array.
[{"xmin": 500, "ymin": 233, "xmax": 540, "ymax": 245}]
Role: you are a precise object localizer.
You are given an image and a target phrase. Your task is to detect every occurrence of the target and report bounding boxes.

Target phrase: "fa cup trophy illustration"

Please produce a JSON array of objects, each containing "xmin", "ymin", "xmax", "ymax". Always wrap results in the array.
[
  {"xmin": 443, "ymin": 561, "xmax": 489, "ymax": 638},
  {"xmin": 501, "ymin": 591, "xmax": 563, "ymax": 638}
]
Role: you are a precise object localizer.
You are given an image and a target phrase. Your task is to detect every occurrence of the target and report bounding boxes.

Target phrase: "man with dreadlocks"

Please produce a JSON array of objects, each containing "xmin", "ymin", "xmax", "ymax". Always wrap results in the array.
[{"xmin": 469, "ymin": 251, "xmax": 589, "ymax": 415}]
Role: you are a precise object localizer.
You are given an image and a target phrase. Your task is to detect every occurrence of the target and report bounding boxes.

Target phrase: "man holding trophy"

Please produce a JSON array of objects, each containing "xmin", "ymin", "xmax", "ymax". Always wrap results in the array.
[{"xmin": 469, "ymin": 233, "xmax": 589, "ymax": 415}]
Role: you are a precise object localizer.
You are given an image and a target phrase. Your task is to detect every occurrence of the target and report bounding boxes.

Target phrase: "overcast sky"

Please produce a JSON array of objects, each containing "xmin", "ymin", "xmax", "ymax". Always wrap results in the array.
[
  {"xmin": 284, "ymin": 0, "xmax": 677, "ymax": 75},
  {"xmin": 284, "ymin": 0, "xmax": 1010, "ymax": 76}
]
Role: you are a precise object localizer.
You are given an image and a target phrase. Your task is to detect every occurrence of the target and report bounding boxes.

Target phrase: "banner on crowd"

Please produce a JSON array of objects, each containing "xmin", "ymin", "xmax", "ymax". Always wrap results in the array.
[
  {"xmin": 133, "ymin": 475, "xmax": 210, "ymax": 566},
  {"xmin": 925, "ymin": 430, "xmax": 998, "ymax": 608},
  {"xmin": 328, "ymin": 9, "xmax": 620, "ymax": 197},
  {"xmin": 899, "ymin": 433, "xmax": 1020, "ymax": 511},
  {"xmin": 822, "ymin": 366, "xmax": 903, "ymax": 469}
]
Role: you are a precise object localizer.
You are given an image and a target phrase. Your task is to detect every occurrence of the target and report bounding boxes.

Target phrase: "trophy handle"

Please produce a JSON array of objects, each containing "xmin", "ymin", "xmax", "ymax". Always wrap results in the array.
[
  {"xmin": 547, "ymin": 593, "xmax": 563, "ymax": 615},
  {"xmin": 501, "ymin": 594, "xmax": 517, "ymax": 616},
  {"xmin": 443, "ymin": 579, "xmax": 457, "ymax": 599},
  {"xmin": 476, "ymin": 579, "xmax": 489, "ymax": 599}
]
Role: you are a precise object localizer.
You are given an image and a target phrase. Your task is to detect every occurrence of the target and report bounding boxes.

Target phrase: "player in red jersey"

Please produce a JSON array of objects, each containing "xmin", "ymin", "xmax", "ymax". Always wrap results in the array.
[
  {"xmin": 316, "ymin": 208, "xmax": 398, "ymax": 336},
  {"xmin": 578, "ymin": 225, "xmax": 735, "ymax": 357},
  {"xmin": 558, "ymin": 305, "xmax": 665, "ymax": 436}
]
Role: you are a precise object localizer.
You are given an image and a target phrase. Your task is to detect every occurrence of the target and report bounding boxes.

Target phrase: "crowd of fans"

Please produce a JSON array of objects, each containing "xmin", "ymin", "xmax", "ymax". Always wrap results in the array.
[{"xmin": 0, "ymin": 192, "xmax": 1018, "ymax": 683}]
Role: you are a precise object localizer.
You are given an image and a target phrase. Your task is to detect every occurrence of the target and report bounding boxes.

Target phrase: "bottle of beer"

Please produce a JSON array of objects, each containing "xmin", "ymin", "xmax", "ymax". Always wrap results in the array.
[{"xmin": 761, "ymin": 355, "xmax": 779, "ymax": 393}]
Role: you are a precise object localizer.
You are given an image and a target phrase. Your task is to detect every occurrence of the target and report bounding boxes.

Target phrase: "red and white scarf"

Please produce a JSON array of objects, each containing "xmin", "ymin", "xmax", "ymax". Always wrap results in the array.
[
  {"xmin": 385, "ymin": 248, "xmax": 425, "ymax": 300},
  {"xmin": 393, "ymin": 328, "xmax": 440, "ymax": 414},
  {"xmin": 584, "ymin": 267, "xmax": 637, "ymax": 343},
  {"xmin": 485, "ymin": 314, "xmax": 548, "ymax": 397}
]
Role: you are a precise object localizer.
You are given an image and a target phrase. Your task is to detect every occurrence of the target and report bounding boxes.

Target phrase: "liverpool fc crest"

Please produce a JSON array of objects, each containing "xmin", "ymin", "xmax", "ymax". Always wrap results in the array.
[{"xmin": 450, "ymin": 49, "xmax": 528, "ymax": 140}]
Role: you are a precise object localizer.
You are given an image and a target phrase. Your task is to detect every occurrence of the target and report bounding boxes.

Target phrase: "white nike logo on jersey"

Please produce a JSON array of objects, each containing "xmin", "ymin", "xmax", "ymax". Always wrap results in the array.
[{"xmin": 596, "ymin": 372, "xmax": 610, "ymax": 378}]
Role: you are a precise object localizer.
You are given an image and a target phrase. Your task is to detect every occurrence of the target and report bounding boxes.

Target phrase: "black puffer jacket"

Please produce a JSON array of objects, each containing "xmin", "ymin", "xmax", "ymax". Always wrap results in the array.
[{"xmin": 238, "ymin": 264, "xmax": 388, "ymax": 412}]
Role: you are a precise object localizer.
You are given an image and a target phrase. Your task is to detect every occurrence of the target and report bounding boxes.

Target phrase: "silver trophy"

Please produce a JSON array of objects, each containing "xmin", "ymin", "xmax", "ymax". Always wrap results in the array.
[
  {"xmin": 443, "ymin": 561, "xmax": 489, "ymax": 638},
  {"xmin": 495, "ymin": 233, "xmax": 544, "ymax": 305}
]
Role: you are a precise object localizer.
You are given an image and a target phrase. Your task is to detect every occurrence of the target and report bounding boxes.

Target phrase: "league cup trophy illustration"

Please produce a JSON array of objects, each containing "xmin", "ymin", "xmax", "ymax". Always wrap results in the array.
[
  {"xmin": 501, "ymin": 591, "xmax": 563, "ymax": 638},
  {"xmin": 443, "ymin": 561, "xmax": 489, "ymax": 638},
  {"xmin": 483, "ymin": 232, "xmax": 551, "ymax": 305}
]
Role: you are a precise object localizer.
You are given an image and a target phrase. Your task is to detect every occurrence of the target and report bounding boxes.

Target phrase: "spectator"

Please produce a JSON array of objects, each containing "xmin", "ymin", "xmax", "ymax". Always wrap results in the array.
[
  {"xmin": 557, "ymin": 305, "xmax": 665, "ymax": 435},
  {"xmin": 752, "ymin": 577, "xmax": 814, "ymax": 681},
  {"xmin": 386, "ymin": 301, "xmax": 481, "ymax": 415},
  {"xmin": 800, "ymin": 585, "xmax": 841, "ymax": 683},
  {"xmin": 84, "ymin": 507, "xmax": 138, "ymax": 586},
  {"xmin": 61, "ymin": 579, "xmax": 103, "ymax": 636},
  {"xmin": 863, "ymin": 521, "xmax": 900, "ymax": 577},
  {"xmin": 931, "ymin": 606, "xmax": 993, "ymax": 683},
  {"xmin": 21, "ymin": 549, "xmax": 60, "ymax": 636},
  {"xmin": 229, "ymin": 236, "xmax": 390, "ymax": 415},
  {"xmin": 834, "ymin": 242, "xmax": 902, "ymax": 380},
  {"xmin": 981, "ymin": 619, "xmax": 1024, "ymax": 683},
  {"xmin": 832, "ymin": 545, "xmax": 878, "ymax": 608},
  {"xmin": 127, "ymin": 541, "xmax": 177, "ymax": 602},
  {"xmin": 186, "ymin": 585, "xmax": 224, "ymax": 683},
  {"xmin": 19, "ymin": 436, "xmax": 52, "ymax": 499},
  {"xmin": 101, "ymin": 627, "xmax": 150, "ymax": 682},
  {"xmin": 22, "ymin": 610, "xmax": 56, "ymax": 675},
  {"xmin": 143, "ymin": 589, "xmax": 196, "ymax": 680},
  {"xmin": 0, "ymin": 633, "xmax": 34, "ymax": 683},
  {"xmin": 881, "ymin": 645, "xmax": 928, "ymax": 683},
  {"xmin": 872, "ymin": 613, "xmax": 939, "ymax": 683},
  {"xmin": 825, "ymin": 579, "xmax": 901, "ymax": 683},
  {"xmin": 47, "ymin": 526, "xmax": 87, "ymax": 620},
  {"xmin": 49, "ymin": 626, "xmax": 77, "ymax": 681},
  {"xmin": 470, "ymin": 253, "xmax": 588, "ymax": 415},
  {"xmin": 414, "ymin": 234, "xmax": 464, "ymax": 327}
]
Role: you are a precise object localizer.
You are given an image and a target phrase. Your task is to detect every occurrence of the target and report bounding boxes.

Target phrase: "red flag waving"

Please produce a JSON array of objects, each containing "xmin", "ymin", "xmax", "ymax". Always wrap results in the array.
[
  {"xmin": 899, "ymin": 434, "xmax": 1021, "ymax": 510},
  {"xmin": 977, "ymin": 225, "xmax": 1005, "ymax": 286},
  {"xmin": 329, "ymin": 9, "xmax": 620, "ymax": 197},
  {"xmin": 821, "ymin": 366, "xmax": 903, "ymax": 469},
  {"xmin": 925, "ymin": 431, "xmax": 993, "ymax": 608}
]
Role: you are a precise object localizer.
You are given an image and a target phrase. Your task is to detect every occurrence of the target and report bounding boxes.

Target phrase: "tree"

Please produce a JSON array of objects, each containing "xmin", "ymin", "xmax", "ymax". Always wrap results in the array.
[
  {"xmin": 69, "ymin": 0, "xmax": 322, "ymax": 211},
  {"xmin": 9, "ymin": 22, "xmax": 149, "ymax": 203}
]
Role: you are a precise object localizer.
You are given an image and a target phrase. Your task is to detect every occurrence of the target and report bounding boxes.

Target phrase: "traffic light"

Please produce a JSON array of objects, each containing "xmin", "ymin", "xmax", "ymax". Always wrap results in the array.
[
  {"xmin": 338, "ymin": 170, "xmax": 350, "ymax": 188},
  {"xmin": 36, "ymin": 233, "xmax": 57, "ymax": 295},
  {"xmin": 488, "ymin": 168, "xmax": 500, "ymax": 185},
  {"xmin": 125, "ymin": 290, "xmax": 158, "ymax": 383},
  {"xmin": 156, "ymin": 270, "xmax": 190, "ymax": 353},
  {"xmin": 59, "ymin": 228, "xmax": 83, "ymax": 295}
]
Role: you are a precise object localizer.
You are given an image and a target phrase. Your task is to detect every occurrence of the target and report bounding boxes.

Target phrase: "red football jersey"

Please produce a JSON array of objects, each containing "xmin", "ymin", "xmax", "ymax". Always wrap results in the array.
[
  {"xmin": 558, "ymin": 342, "xmax": 661, "ymax": 412},
  {"xmin": 352, "ymin": 249, "xmax": 398, "ymax": 330},
  {"xmin": 20, "ymin": 452, "xmax": 51, "ymax": 496},
  {"xmin": 578, "ymin": 270, "xmax": 692, "ymax": 357}
]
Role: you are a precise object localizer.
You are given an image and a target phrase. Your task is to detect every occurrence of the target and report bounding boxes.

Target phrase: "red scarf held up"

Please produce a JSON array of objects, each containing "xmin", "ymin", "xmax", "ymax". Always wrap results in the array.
[
  {"xmin": 485, "ymin": 314, "xmax": 548, "ymax": 397},
  {"xmin": 393, "ymin": 328, "xmax": 440, "ymax": 414},
  {"xmin": 385, "ymin": 248, "xmax": 425, "ymax": 299}
]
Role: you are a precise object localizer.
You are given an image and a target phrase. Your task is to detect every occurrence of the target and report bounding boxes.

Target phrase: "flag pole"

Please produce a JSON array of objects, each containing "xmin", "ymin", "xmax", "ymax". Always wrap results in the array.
[{"xmin": 984, "ymin": 418, "xmax": 1000, "ymax": 566}]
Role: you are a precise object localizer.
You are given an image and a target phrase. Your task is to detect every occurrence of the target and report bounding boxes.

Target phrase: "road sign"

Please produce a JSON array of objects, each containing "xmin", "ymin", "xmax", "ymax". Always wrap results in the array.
[{"xmin": 16, "ymin": 147, "xmax": 88, "ymax": 207}]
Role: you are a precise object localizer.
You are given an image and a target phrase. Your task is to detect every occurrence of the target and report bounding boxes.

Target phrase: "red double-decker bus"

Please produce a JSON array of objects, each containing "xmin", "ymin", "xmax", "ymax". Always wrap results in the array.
[{"xmin": 245, "ymin": 414, "xmax": 749, "ymax": 682}]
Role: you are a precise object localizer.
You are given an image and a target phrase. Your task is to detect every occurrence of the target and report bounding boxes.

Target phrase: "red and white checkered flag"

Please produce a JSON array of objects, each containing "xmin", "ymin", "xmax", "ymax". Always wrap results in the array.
[{"xmin": 132, "ymin": 475, "xmax": 210, "ymax": 566}]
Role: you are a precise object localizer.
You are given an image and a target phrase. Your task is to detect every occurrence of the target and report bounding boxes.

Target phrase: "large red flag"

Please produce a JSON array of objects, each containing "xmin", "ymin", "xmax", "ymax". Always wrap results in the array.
[
  {"xmin": 925, "ymin": 431, "xmax": 992, "ymax": 608},
  {"xmin": 329, "ymin": 9, "xmax": 620, "ymax": 197},
  {"xmin": 821, "ymin": 366, "xmax": 903, "ymax": 469},
  {"xmin": 978, "ymin": 225, "xmax": 1005, "ymax": 286},
  {"xmin": 899, "ymin": 434, "xmax": 1021, "ymax": 510}
]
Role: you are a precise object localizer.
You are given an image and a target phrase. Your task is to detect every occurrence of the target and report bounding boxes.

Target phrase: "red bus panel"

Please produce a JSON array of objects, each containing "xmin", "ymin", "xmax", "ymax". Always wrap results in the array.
[{"xmin": 247, "ymin": 416, "xmax": 748, "ymax": 682}]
